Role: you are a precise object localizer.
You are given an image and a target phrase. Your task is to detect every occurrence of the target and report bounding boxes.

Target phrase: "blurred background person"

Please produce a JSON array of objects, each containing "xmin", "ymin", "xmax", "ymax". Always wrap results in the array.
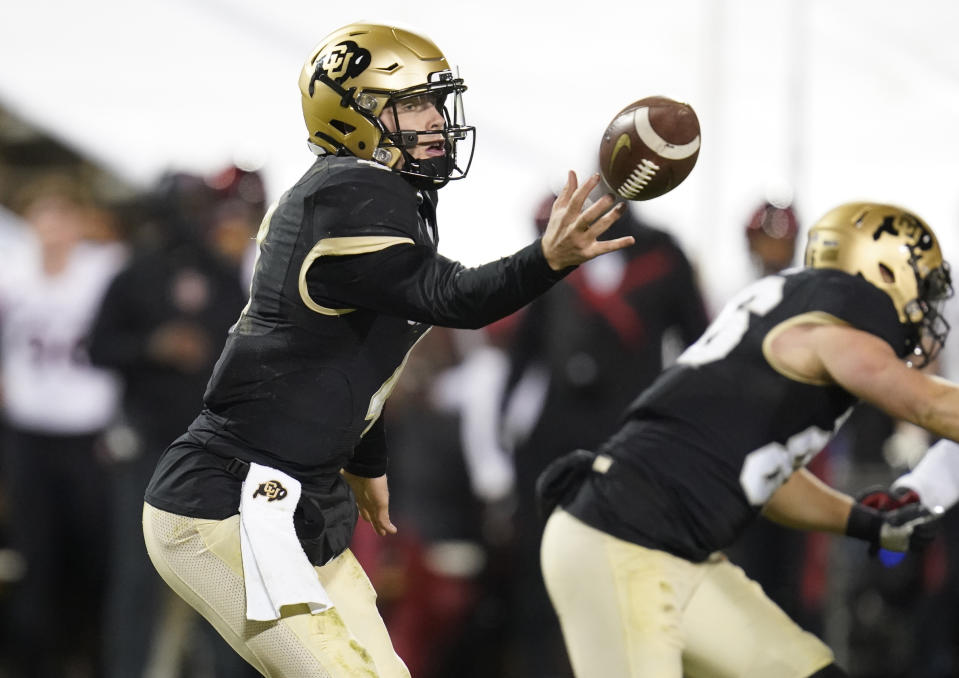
[
  {"xmin": 496, "ymin": 193, "xmax": 709, "ymax": 677},
  {"xmin": 744, "ymin": 198, "xmax": 800, "ymax": 277},
  {"xmin": 0, "ymin": 202, "xmax": 28, "ymax": 675},
  {"xmin": 0, "ymin": 174, "xmax": 129, "ymax": 678},
  {"xmin": 88, "ymin": 166, "xmax": 264, "ymax": 678}
]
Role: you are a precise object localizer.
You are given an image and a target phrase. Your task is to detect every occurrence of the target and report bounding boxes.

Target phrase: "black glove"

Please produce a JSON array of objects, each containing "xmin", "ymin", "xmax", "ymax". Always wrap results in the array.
[
  {"xmin": 846, "ymin": 488, "xmax": 938, "ymax": 554},
  {"xmin": 535, "ymin": 449, "xmax": 596, "ymax": 520}
]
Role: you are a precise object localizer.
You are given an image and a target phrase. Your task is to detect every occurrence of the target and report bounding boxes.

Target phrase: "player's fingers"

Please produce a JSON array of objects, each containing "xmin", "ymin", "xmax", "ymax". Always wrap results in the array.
[
  {"xmin": 579, "ymin": 194, "xmax": 621, "ymax": 229},
  {"xmin": 585, "ymin": 201, "xmax": 627, "ymax": 235},
  {"xmin": 566, "ymin": 173, "xmax": 601, "ymax": 216},
  {"xmin": 375, "ymin": 509, "xmax": 398, "ymax": 536},
  {"xmin": 589, "ymin": 235, "xmax": 635, "ymax": 258},
  {"xmin": 552, "ymin": 170, "xmax": 578, "ymax": 208}
]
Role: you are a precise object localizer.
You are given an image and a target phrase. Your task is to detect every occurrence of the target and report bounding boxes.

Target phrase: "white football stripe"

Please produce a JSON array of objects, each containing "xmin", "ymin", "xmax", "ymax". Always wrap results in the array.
[{"xmin": 633, "ymin": 106, "xmax": 701, "ymax": 160}]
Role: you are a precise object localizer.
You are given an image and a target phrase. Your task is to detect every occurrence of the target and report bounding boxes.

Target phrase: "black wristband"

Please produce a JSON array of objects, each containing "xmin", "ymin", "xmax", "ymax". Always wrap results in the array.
[{"xmin": 845, "ymin": 503, "xmax": 884, "ymax": 543}]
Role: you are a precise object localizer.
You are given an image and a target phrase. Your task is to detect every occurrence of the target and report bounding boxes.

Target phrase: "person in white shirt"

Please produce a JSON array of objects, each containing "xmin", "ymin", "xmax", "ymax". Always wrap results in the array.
[{"xmin": 0, "ymin": 175, "xmax": 127, "ymax": 677}]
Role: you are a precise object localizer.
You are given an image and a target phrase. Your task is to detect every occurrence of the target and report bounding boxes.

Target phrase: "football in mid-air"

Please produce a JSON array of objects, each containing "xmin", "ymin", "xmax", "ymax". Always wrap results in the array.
[{"xmin": 599, "ymin": 96, "xmax": 701, "ymax": 201}]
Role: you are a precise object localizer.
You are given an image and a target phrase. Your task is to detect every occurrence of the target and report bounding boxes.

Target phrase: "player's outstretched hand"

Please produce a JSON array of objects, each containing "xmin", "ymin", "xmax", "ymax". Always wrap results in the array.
[
  {"xmin": 540, "ymin": 171, "xmax": 634, "ymax": 271},
  {"xmin": 342, "ymin": 470, "xmax": 398, "ymax": 537}
]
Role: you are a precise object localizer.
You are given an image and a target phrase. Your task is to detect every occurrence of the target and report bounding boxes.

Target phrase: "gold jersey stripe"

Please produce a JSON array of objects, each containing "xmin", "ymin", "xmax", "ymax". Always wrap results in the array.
[
  {"xmin": 298, "ymin": 236, "xmax": 415, "ymax": 315},
  {"xmin": 761, "ymin": 311, "xmax": 849, "ymax": 386}
]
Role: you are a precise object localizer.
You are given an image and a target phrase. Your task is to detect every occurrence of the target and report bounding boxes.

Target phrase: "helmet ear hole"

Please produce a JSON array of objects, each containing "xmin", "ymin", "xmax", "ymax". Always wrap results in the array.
[
  {"xmin": 879, "ymin": 263, "xmax": 895, "ymax": 284},
  {"xmin": 330, "ymin": 120, "xmax": 356, "ymax": 135}
]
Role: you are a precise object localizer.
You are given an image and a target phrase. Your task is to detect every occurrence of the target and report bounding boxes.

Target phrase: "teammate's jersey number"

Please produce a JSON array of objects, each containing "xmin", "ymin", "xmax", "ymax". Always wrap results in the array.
[
  {"xmin": 738, "ymin": 424, "xmax": 833, "ymax": 506},
  {"xmin": 677, "ymin": 275, "xmax": 786, "ymax": 367},
  {"xmin": 675, "ymin": 273, "xmax": 849, "ymax": 504}
]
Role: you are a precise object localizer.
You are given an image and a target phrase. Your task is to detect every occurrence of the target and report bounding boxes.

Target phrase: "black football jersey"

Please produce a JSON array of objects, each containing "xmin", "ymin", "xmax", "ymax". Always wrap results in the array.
[
  {"xmin": 565, "ymin": 267, "xmax": 910, "ymax": 562},
  {"xmin": 145, "ymin": 155, "xmax": 567, "ymax": 564}
]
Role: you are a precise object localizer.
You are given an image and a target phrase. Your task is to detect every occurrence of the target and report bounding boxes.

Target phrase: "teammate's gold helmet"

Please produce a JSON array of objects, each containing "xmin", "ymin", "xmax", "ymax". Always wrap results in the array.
[
  {"xmin": 804, "ymin": 202, "xmax": 952, "ymax": 366},
  {"xmin": 298, "ymin": 23, "xmax": 475, "ymax": 189}
]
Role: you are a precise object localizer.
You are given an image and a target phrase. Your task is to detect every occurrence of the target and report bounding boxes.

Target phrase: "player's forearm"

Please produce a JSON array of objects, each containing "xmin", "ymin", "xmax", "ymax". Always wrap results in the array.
[
  {"xmin": 822, "ymin": 329, "xmax": 959, "ymax": 442},
  {"xmin": 906, "ymin": 375, "xmax": 959, "ymax": 443},
  {"xmin": 761, "ymin": 468, "xmax": 853, "ymax": 534},
  {"xmin": 417, "ymin": 241, "xmax": 572, "ymax": 328}
]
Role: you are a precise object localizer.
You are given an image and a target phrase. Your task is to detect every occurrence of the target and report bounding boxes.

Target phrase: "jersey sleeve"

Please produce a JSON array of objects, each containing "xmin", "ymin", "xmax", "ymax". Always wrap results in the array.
[
  {"xmin": 343, "ymin": 414, "xmax": 387, "ymax": 478},
  {"xmin": 809, "ymin": 270, "xmax": 911, "ymax": 357},
  {"xmin": 305, "ymin": 239, "xmax": 568, "ymax": 329},
  {"xmin": 299, "ymin": 162, "xmax": 569, "ymax": 328}
]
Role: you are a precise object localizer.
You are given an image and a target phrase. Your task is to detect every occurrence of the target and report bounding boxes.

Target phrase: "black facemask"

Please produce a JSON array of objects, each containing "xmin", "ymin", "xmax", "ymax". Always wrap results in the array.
[{"xmin": 401, "ymin": 154, "xmax": 453, "ymax": 190}]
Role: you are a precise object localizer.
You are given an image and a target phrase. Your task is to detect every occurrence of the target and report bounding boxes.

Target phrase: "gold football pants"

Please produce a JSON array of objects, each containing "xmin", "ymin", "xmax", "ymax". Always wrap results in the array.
[
  {"xmin": 143, "ymin": 503, "xmax": 409, "ymax": 678},
  {"xmin": 541, "ymin": 508, "xmax": 834, "ymax": 678}
]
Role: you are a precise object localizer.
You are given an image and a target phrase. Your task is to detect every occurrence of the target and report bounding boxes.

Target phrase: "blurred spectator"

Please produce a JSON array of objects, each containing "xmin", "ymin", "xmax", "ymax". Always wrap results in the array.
[
  {"xmin": 744, "ymin": 199, "xmax": 800, "ymax": 277},
  {"xmin": 88, "ymin": 167, "xmax": 263, "ymax": 678},
  {"xmin": 0, "ymin": 205, "xmax": 28, "ymax": 675},
  {"xmin": 205, "ymin": 164, "xmax": 267, "ymax": 287},
  {"xmin": 499, "ymin": 194, "xmax": 709, "ymax": 677},
  {"xmin": 0, "ymin": 174, "xmax": 128, "ymax": 678}
]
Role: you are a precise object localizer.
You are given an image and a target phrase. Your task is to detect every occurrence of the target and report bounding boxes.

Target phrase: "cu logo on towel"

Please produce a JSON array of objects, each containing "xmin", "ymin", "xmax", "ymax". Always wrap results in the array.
[{"xmin": 253, "ymin": 480, "xmax": 288, "ymax": 502}]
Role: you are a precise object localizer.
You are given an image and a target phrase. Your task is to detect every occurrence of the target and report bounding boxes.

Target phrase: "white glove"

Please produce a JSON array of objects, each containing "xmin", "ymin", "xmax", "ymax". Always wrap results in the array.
[{"xmin": 892, "ymin": 438, "xmax": 959, "ymax": 513}]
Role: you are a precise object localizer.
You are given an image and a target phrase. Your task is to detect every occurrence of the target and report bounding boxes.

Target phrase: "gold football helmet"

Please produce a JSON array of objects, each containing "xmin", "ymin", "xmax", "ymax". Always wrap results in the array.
[
  {"xmin": 298, "ymin": 23, "xmax": 475, "ymax": 189},
  {"xmin": 804, "ymin": 202, "xmax": 952, "ymax": 366}
]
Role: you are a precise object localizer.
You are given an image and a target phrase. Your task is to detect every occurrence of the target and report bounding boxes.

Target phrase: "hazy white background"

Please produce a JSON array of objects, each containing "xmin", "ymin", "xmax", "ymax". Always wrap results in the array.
[{"xmin": 2, "ymin": 0, "xmax": 958, "ymax": 311}]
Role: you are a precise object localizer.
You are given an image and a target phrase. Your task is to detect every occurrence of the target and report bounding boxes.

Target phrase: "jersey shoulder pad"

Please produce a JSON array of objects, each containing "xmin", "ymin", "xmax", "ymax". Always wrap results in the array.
[
  {"xmin": 303, "ymin": 157, "xmax": 423, "ymax": 242},
  {"xmin": 789, "ymin": 268, "xmax": 909, "ymax": 355}
]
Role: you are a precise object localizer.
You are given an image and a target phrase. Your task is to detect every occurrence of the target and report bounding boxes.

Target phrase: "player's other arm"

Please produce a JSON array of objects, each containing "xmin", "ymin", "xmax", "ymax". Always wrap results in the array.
[
  {"xmin": 763, "ymin": 322, "xmax": 951, "ymax": 549},
  {"xmin": 811, "ymin": 324, "xmax": 959, "ymax": 443},
  {"xmin": 763, "ymin": 464, "xmax": 938, "ymax": 553},
  {"xmin": 767, "ymin": 321, "xmax": 959, "ymax": 442},
  {"xmin": 762, "ymin": 468, "xmax": 853, "ymax": 534}
]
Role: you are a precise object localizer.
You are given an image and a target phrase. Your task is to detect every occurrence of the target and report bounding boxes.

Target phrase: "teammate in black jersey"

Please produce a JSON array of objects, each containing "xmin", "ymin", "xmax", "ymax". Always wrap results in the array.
[
  {"xmin": 141, "ymin": 22, "xmax": 633, "ymax": 678},
  {"xmin": 538, "ymin": 201, "xmax": 956, "ymax": 678}
]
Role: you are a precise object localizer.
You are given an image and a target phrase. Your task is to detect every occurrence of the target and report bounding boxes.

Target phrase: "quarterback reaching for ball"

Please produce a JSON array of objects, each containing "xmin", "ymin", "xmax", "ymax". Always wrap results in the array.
[
  {"xmin": 141, "ymin": 21, "xmax": 631, "ymax": 678},
  {"xmin": 538, "ymin": 202, "xmax": 956, "ymax": 678}
]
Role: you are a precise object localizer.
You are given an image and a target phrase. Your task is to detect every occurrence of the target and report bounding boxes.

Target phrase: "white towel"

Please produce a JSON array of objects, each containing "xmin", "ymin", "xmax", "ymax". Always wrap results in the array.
[
  {"xmin": 892, "ymin": 438, "xmax": 959, "ymax": 513},
  {"xmin": 239, "ymin": 462, "xmax": 334, "ymax": 621}
]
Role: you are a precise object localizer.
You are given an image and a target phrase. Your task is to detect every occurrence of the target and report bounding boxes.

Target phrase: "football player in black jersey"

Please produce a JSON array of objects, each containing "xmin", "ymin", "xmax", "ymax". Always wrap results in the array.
[
  {"xmin": 538, "ymin": 202, "xmax": 956, "ymax": 678},
  {"xmin": 141, "ymin": 22, "xmax": 633, "ymax": 678}
]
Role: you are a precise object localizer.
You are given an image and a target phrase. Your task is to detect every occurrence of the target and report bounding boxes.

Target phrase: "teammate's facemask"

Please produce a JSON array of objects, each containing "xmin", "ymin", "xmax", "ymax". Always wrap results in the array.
[
  {"xmin": 298, "ymin": 23, "xmax": 475, "ymax": 190},
  {"xmin": 804, "ymin": 202, "xmax": 953, "ymax": 367}
]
